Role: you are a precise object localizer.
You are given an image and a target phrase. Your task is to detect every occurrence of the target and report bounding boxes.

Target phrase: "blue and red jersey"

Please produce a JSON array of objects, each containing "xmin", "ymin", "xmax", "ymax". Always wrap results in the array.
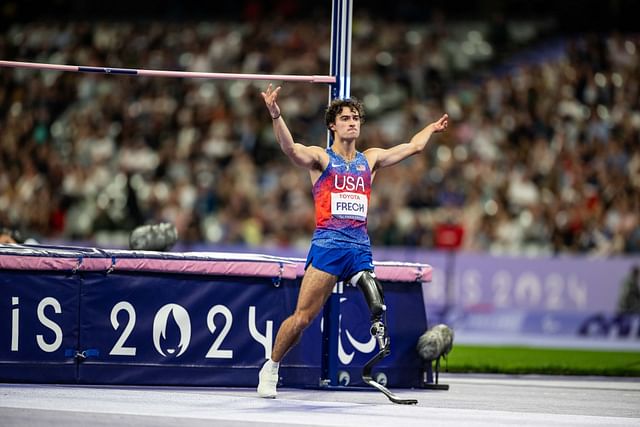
[{"xmin": 311, "ymin": 148, "xmax": 371, "ymax": 249}]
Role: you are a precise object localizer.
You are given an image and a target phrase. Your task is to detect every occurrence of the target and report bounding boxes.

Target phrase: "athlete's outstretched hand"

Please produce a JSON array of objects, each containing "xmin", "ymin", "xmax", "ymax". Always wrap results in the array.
[
  {"xmin": 431, "ymin": 114, "xmax": 449, "ymax": 133},
  {"xmin": 261, "ymin": 84, "xmax": 282, "ymax": 119}
]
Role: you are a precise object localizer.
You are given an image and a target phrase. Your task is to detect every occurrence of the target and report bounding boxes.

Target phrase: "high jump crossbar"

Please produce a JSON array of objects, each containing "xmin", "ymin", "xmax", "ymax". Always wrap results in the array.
[{"xmin": 0, "ymin": 60, "xmax": 336, "ymax": 84}]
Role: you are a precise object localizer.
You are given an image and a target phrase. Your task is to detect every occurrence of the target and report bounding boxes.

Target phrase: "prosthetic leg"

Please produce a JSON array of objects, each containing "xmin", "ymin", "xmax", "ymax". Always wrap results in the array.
[{"xmin": 351, "ymin": 271, "xmax": 418, "ymax": 405}]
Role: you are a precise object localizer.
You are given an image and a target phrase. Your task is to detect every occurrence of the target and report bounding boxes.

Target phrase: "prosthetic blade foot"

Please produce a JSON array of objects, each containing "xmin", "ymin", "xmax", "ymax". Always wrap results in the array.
[{"xmin": 361, "ymin": 327, "xmax": 418, "ymax": 405}]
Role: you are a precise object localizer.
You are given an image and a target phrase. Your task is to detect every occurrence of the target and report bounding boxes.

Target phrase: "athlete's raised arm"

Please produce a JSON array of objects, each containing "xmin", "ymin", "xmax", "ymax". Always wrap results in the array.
[
  {"xmin": 261, "ymin": 84, "xmax": 326, "ymax": 171},
  {"xmin": 365, "ymin": 114, "xmax": 448, "ymax": 173}
]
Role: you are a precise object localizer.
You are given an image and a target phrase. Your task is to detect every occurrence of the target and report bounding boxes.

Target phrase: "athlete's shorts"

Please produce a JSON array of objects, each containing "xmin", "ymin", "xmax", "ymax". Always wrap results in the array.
[{"xmin": 305, "ymin": 244, "xmax": 374, "ymax": 282}]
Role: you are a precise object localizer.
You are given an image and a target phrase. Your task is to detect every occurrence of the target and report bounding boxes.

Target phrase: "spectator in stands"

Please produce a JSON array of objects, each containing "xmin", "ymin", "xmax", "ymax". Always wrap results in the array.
[
  {"xmin": 0, "ymin": 227, "xmax": 35, "ymax": 244},
  {"xmin": 0, "ymin": 228, "xmax": 18, "ymax": 244}
]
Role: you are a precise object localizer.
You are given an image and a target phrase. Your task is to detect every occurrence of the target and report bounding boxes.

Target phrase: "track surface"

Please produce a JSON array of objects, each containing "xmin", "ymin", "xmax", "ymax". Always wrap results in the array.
[{"xmin": 1, "ymin": 375, "xmax": 639, "ymax": 426}]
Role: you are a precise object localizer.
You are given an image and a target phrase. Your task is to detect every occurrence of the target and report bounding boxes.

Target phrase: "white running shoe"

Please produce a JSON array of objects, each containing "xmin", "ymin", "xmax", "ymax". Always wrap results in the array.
[{"xmin": 257, "ymin": 360, "xmax": 279, "ymax": 398}]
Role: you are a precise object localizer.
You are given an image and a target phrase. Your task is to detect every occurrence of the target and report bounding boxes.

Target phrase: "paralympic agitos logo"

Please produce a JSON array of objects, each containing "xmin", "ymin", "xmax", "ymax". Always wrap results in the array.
[{"xmin": 322, "ymin": 297, "xmax": 377, "ymax": 365}]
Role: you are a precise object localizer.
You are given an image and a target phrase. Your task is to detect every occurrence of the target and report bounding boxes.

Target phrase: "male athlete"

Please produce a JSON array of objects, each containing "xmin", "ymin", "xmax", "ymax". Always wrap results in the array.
[{"xmin": 258, "ymin": 84, "xmax": 448, "ymax": 398}]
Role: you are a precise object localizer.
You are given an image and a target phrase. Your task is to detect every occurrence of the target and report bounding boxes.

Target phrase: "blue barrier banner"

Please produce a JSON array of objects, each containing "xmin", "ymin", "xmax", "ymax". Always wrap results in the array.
[
  {"xmin": 76, "ymin": 273, "xmax": 426, "ymax": 388},
  {"xmin": 0, "ymin": 271, "xmax": 79, "ymax": 382},
  {"xmin": 0, "ymin": 246, "xmax": 430, "ymax": 388},
  {"xmin": 78, "ymin": 273, "xmax": 293, "ymax": 386}
]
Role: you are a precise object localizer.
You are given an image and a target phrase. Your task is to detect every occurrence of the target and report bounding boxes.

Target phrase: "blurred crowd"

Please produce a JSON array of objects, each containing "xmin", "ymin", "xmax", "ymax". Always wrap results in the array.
[{"xmin": 0, "ymin": 15, "xmax": 639, "ymax": 255}]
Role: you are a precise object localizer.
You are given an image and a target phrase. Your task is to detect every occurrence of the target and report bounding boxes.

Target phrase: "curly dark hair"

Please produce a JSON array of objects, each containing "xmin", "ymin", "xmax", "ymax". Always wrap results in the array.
[{"xmin": 324, "ymin": 97, "xmax": 365, "ymax": 136}]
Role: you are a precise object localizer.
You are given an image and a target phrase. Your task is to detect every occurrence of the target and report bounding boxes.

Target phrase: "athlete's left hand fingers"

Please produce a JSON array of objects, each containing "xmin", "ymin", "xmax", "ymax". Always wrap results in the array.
[{"xmin": 434, "ymin": 114, "xmax": 448, "ymax": 131}]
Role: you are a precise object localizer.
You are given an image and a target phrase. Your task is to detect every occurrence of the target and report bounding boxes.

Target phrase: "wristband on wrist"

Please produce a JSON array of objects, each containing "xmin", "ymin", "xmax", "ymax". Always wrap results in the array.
[{"xmin": 271, "ymin": 113, "xmax": 281, "ymax": 120}]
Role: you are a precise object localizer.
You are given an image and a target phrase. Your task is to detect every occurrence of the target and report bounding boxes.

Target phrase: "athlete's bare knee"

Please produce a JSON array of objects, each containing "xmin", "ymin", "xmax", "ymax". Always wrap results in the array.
[{"xmin": 291, "ymin": 311, "xmax": 313, "ymax": 332}]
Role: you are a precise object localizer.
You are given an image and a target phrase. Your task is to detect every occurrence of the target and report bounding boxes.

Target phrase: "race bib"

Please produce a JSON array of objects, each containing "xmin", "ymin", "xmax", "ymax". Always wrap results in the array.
[{"xmin": 331, "ymin": 192, "xmax": 368, "ymax": 221}]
